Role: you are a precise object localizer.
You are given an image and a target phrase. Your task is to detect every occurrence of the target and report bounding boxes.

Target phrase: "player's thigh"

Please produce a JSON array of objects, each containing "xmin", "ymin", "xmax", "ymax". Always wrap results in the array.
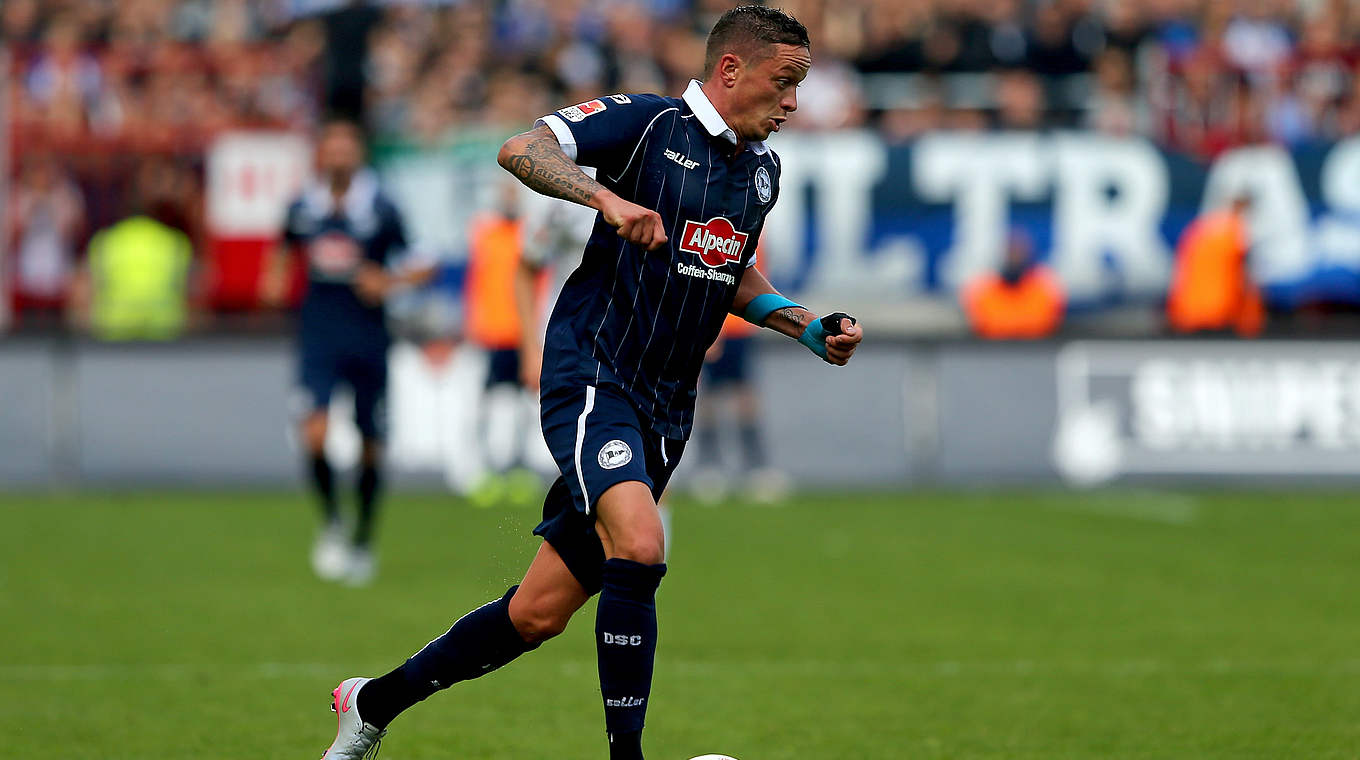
[
  {"xmin": 539, "ymin": 383, "xmax": 654, "ymax": 517},
  {"xmin": 508, "ymin": 541, "xmax": 590, "ymax": 642},
  {"xmin": 595, "ymin": 431, "xmax": 684, "ymax": 561},
  {"xmin": 344, "ymin": 352, "xmax": 389, "ymax": 441},
  {"xmin": 297, "ymin": 342, "xmax": 341, "ymax": 413},
  {"xmin": 485, "ymin": 348, "xmax": 521, "ymax": 389}
]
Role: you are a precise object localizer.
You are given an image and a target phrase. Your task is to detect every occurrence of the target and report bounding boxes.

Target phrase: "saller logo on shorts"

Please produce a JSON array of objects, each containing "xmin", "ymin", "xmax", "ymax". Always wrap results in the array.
[
  {"xmin": 598, "ymin": 439, "xmax": 632, "ymax": 469},
  {"xmin": 679, "ymin": 217, "xmax": 749, "ymax": 268}
]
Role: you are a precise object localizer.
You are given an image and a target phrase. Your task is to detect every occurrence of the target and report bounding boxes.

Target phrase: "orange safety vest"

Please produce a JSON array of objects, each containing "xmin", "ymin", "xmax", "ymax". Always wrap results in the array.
[
  {"xmin": 961, "ymin": 265, "xmax": 1066, "ymax": 340},
  {"xmin": 1166, "ymin": 210, "xmax": 1263, "ymax": 336},
  {"xmin": 464, "ymin": 213, "xmax": 524, "ymax": 350}
]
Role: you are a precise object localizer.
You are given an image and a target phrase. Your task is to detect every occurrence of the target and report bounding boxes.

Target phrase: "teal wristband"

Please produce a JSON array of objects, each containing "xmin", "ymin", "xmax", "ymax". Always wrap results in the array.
[
  {"xmin": 742, "ymin": 293, "xmax": 802, "ymax": 326},
  {"xmin": 798, "ymin": 320, "xmax": 829, "ymax": 359}
]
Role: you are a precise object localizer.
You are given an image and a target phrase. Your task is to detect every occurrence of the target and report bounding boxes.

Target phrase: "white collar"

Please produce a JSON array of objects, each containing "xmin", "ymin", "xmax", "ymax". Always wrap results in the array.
[
  {"xmin": 682, "ymin": 79, "xmax": 769, "ymax": 155},
  {"xmin": 303, "ymin": 168, "xmax": 378, "ymax": 220}
]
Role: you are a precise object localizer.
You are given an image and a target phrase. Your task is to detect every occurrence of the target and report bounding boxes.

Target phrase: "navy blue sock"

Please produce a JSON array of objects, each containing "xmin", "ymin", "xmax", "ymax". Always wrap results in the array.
[
  {"xmin": 357, "ymin": 585, "xmax": 537, "ymax": 728},
  {"xmin": 596, "ymin": 558, "xmax": 666, "ymax": 756},
  {"xmin": 739, "ymin": 422, "xmax": 765, "ymax": 469},
  {"xmin": 308, "ymin": 454, "xmax": 338, "ymax": 523},
  {"xmin": 697, "ymin": 424, "xmax": 720, "ymax": 467},
  {"xmin": 353, "ymin": 462, "xmax": 381, "ymax": 547}
]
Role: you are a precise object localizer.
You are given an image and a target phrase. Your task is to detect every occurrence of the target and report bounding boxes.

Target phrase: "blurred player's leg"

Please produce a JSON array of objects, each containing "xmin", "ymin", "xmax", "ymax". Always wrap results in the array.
[
  {"xmin": 692, "ymin": 356, "xmax": 731, "ymax": 504},
  {"xmin": 346, "ymin": 353, "xmax": 388, "ymax": 585},
  {"xmin": 300, "ymin": 349, "xmax": 349, "ymax": 581},
  {"xmin": 303, "ymin": 412, "xmax": 340, "ymax": 525},
  {"xmin": 348, "ymin": 440, "xmax": 382, "ymax": 585},
  {"xmin": 735, "ymin": 381, "xmax": 789, "ymax": 503},
  {"xmin": 472, "ymin": 349, "xmax": 541, "ymax": 507},
  {"xmin": 593, "ymin": 481, "xmax": 667, "ymax": 760},
  {"xmin": 691, "ymin": 404, "xmax": 728, "ymax": 503},
  {"xmin": 723, "ymin": 339, "xmax": 788, "ymax": 504},
  {"xmin": 657, "ymin": 498, "xmax": 673, "ymax": 561}
]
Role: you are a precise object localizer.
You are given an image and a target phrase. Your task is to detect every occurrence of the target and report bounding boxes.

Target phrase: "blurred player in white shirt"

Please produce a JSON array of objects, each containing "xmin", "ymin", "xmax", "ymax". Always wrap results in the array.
[{"xmin": 511, "ymin": 173, "xmax": 596, "ymax": 389}]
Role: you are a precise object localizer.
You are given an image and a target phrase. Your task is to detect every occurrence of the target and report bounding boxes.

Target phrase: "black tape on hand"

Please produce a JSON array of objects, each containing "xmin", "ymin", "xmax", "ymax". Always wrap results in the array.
[{"xmin": 819, "ymin": 312, "xmax": 857, "ymax": 337}]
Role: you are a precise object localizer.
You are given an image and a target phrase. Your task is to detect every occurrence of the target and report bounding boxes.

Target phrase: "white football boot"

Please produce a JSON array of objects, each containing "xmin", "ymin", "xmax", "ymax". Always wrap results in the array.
[
  {"xmin": 344, "ymin": 547, "xmax": 376, "ymax": 587},
  {"xmin": 320, "ymin": 677, "xmax": 386, "ymax": 759},
  {"xmin": 311, "ymin": 523, "xmax": 349, "ymax": 582}
]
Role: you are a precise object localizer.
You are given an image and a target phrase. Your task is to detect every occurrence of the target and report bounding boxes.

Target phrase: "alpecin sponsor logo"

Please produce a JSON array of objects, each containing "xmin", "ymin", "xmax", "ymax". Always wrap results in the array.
[
  {"xmin": 605, "ymin": 696, "xmax": 646, "ymax": 708},
  {"xmin": 680, "ymin": 217, "xmax": 748, "ymax": 268},
  {"xmin": 676, "ymin": 261, "xmax": 735, "ymax": 285}
]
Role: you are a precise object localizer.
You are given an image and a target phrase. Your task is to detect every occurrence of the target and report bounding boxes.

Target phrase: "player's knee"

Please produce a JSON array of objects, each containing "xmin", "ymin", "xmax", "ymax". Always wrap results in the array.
[
  {"xmin": 608, "ymin": 535, "xmax": 665, "ymax": 566},
  {"xmin": 508, "ymin": 592, "xmax": 573, "ymax": 644},
  {"xmin": 301, "ymin": 414, "xmax": 328, "ymax": 452},
  {"xmin": 360, "ymin": 440, "xmax": 382, "ymax": 465}
]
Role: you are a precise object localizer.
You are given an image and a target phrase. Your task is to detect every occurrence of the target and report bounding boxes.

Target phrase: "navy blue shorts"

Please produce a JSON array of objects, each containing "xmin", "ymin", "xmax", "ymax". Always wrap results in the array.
[
  {"xmin": 298, "ymin": 342, "xmax": 388, "ymax": 440},
  {"xmin": 485, "ymin": 348, "xmax": 522, "ymax": 389},
  {"xmin": 533, "ymin": 383, "xmax": 685, "ymax": 594},
  {"xmin": 702, "ymin": 337, "xmax": 752, "ymax": 387}
]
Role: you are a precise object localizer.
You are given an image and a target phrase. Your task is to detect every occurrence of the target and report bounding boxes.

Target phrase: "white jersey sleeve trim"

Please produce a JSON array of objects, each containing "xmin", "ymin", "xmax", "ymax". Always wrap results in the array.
[{"xmin": 537, "ymin": 114, "xmax": 579, "ymax": 162}]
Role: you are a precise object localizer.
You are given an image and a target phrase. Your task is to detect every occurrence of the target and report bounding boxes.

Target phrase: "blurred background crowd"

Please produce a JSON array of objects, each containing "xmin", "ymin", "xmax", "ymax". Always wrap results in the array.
[
  {"xmin": 4, "ymin": 0, "xmax": 1360, "ymax": 335},
  {"xmin": 10, "ymin": 0, "xmax": 1360, "ymax": 147}
]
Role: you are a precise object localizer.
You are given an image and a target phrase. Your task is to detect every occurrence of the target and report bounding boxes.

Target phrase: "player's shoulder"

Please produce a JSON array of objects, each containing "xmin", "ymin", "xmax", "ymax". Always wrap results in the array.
[
  {"xmin": 284, "ymin": 195, "xmax": 307, "ymax": 216},
  {"xmin": 762, "ymin": 144, "xmax": 783, "ymax": 170},
  {"xmin": 755, "ymin": 145, "xmax": 783, "ymax": 185},
  {"xmin": 555, "ymin": 92, "xmax": 680, "ymax": 125},
  {"xmin": 283, "ymin": 196, "xmax": 312, "ymax": 231}
]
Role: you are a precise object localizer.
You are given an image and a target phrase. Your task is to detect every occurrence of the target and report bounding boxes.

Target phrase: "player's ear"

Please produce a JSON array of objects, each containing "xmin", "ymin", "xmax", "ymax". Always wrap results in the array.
[{"xmin": 717, "ymin": 52, "xmax": 742, "ymax": 87}]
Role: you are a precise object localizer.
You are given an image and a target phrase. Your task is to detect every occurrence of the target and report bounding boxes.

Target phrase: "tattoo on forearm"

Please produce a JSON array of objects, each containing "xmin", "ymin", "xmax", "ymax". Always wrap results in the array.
[
  {"xmin": 506, "ymin": 133, "xmax": 604, "ymax": 206},
  {"xmin": 777, "ymin": 307, "xmax": 807, "ymax": 327}
]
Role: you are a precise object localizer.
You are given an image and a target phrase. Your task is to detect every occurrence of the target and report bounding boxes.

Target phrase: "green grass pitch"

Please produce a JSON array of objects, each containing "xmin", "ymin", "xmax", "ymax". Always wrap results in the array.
[{"xmin": 2, "ymin": 488, "xmax": 1358, "ymax": 759}]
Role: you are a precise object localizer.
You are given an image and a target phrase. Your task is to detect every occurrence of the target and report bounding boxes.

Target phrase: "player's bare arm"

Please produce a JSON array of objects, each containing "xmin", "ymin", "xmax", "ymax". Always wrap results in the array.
[
  {"xmin": 732, "ymin": 265, "xmax": 863, "ymax": 366},
  {"xmin": 513, "ymin": 257, "xmax": 544, "ymax": 390},
  {"xmin": 353, "ymin": 261, "xmax": 436, "ymax": 306},
  {"xmin": 498, "ymin": 125, "xmax": 668, "ymax": 251},
  {"xmin": 259, "ymin": 242, "xmax": 292, "ymax": 307}
]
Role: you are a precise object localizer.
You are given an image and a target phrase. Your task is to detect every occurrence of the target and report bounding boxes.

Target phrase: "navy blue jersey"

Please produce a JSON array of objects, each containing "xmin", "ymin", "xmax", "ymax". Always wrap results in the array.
[
  {"xmin": 282, "ymin": 169, "xmax": 408, "ymax": 351},
  {"xmin": 537, "ymin": 80, "xmax": 781, "ymax": 439}
]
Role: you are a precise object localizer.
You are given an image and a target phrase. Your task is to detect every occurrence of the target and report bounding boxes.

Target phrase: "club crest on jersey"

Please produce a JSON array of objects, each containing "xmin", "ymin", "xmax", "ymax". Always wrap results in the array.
[
  {"xmin": 558, "ymin": 99, "xmax": 607, "ymax": 122},
  {"xmin": 308, "ymin": 232, "xmax": 362, "ymax": 277},
  {"xmin": 598, "ymin": 440, "xmax": 632, "ymax": 470},
  {"xmin": 679, "ymin": 217, "xmax": 749, "ymax": 268},
  {"xmin": 755, "ymin": 166, "xmax": 772, "ymax": 203}
]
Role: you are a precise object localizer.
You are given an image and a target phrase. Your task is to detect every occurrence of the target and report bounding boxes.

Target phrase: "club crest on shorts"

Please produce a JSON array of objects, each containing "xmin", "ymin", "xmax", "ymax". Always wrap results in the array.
[
  {"xmin": 598, "ymin": 439, "xmax": 633, "ymax": 470},
  {"xmin": 755, "ymin": 166, "xmax": 772, "ymax": 203}
]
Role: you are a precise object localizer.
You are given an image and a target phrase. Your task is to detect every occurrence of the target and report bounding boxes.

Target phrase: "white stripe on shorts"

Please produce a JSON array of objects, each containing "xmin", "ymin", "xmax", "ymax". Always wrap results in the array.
[
  {"xmin": 576, "ymin": 386, "xmax": 597, "ymax": 513},
  {"xmin": 660, "ymin": 436, "xmax": 669, "ymax": 466}
]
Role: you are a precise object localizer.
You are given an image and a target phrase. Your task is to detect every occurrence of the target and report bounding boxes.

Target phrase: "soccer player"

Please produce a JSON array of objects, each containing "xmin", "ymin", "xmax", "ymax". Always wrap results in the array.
[
  {"xmin": 262, "ymin": 119, "xmax": 434, "ymax": 585},
  {"xmin": 316, "ymin": 6, "xmax": 862, "ymax": 758}
]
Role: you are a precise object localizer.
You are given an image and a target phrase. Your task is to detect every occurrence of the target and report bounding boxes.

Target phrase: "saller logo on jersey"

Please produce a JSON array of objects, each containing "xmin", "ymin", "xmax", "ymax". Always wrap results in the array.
[{"xmin": 680, "ymin": 217, "xmax": 749, "ymax": 268}]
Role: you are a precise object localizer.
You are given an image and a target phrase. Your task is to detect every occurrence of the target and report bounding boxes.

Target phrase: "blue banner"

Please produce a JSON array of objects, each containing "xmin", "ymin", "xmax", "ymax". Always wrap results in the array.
[{"xmin": 376, "ymin": 131, "xmax": 1360, "ymax": 312}]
